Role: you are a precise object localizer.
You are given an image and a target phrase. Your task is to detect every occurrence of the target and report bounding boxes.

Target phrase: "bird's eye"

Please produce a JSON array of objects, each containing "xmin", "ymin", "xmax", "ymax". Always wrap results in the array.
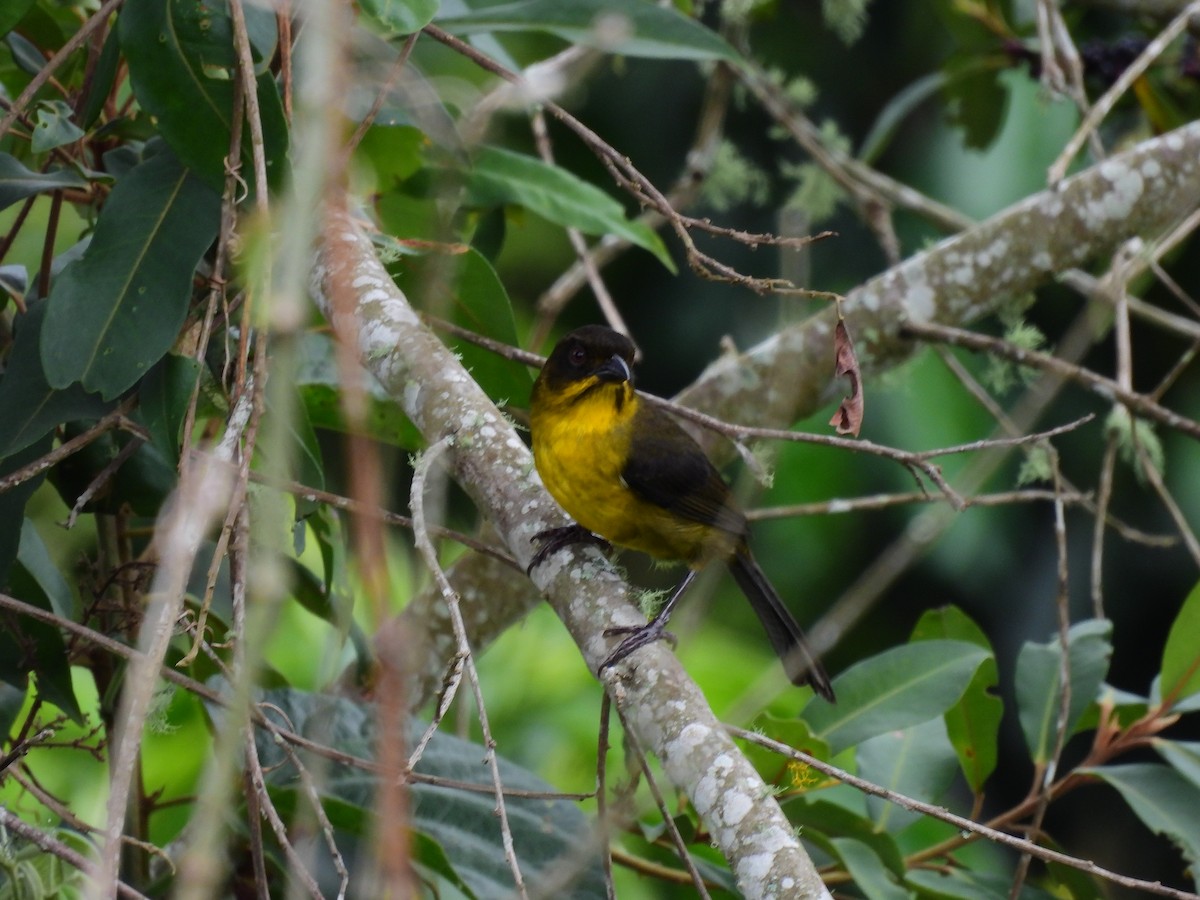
[{"xmin": 568, "ymin": 345, "xmax": 587, "ymax": 367}]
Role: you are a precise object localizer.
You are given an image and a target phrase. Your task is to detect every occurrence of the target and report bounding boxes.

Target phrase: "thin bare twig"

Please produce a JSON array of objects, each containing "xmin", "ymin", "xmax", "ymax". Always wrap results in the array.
[
  {"xmin": 902, "ymin": 319, "xmax": 1200, "ymax": 442},
  {"xmin": 410, "ymin": 435, "xmax": 528, "ymax": 898}
]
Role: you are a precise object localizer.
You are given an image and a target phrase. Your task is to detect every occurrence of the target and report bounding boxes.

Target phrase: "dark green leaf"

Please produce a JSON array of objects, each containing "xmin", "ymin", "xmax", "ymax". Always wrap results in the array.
[
  {"xmin": 1, "ymin": 520, "xmax": 83, "ymax": 722},
  {"xmin": 1160, "ymin": 581, "xmax": 1200, "ymax": 709},
  {"xmin": 908, "ymin": 867, "xmax": 1061, "ymax": 899},
  {"xmin": 858, "ymin": 718, "xmax": 958, "ymax": 834},
  {"xmin": 119, "ymin": 0, "xmax": 288, "ymax": 194},
  {"xmin": 1082, "ymin": 763, "xmax": 1200, "ymax": 888},
  {"xmin": 5, "ymin": 31, "xmax": 45, "ymax": 76},
  {"xmin": 40, "ymin": 149, "xmax": 220, "ymax": 398},
  {"xmin": 437, "ymin": 0, "xmax": 740, "ymax": 63},
  {"xmin": 1015, "ymin": 619, "xmax": 1112, "ymax": 764},
  {"xmin": 830, "ymin": 838, "xmax": 908, "ymax": 900},
  {"xmin": 803, "ymin": 640, "xmax": 988, "ymax": 754},
  {"xmin": 0, "ymin": 438, "xmax": 52, "ymax": 587},
  {"xmin": 0, "ymin": 682, "xmax": 25, "ymax": 744},
  {"xmin": 80, "ymin": 25, "xmax": 122, "ymax": 129},
  {"xmin": 249, "ymin": 688, "xmax": 607, "ymax": 899},
  {"xmin": 359, "ymin": 0, "xmax": 438, "ymax": 35},
  {"xmin": 31, "ymin": 100, "xmax": 84, "ymax": 153},
  {"xmin": 138, "ymin": 354, "xmax": 203, "ymax": 462},
  {"xmin": 0, "ymin": 301, "xmax": 112, "ymax": 459},
  {"xmin": 464, "ymin": 146, "xmax": 674, "ymax": 271},
  {"xmin": 15, "ymin": 518, "xmax": 73, "ymax": 619},
  {"xmin": 1154, "ymin": 739, "xmax": 1200, "ymax": 791},
  {"xmin": 942, "ymin": 56, "xmax": 1008, "ymax": 151},
  {"xmin": 785, "ymin": 800, "xmax": 905, "ymax": 874},
  {"xmin": 0, "ymin": 0, "xmax": 37, "ymax": 38},
  {"xmin": 0, "ymin": 153, "xmax": 88, "ymax": 212},
  {"xmin": 911, "ymin": 606, "xmax": 1002, "ymax": 792}
]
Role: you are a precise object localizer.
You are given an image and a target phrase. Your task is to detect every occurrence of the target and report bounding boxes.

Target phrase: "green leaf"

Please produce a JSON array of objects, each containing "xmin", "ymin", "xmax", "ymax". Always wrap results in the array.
[
  {"xmin": 80, "ymin": 25, "xmax": 122, "ymax": 129},
  {"xmin": 437, "ymin": 0, "xmax": 740, "ymax": 62},
  {"xmin": 5, "ymin": 30, "xmax": 45, "ymax": 76},
  {"xmin": 0, "ymin": 682, "xmax": 25, "ymax": 745},
  {"xmin": 1155, "ymin": 740, "xmax": 1200, "ymax": 791},
  {"xmin": 15, "ymin": 518, "xmax": 73, "ymax": 620},
  {"xmin": 1, "ymin": 520, "xmax": 83, "ymax": 722},
  {"xmin": 464, "ymin": 146, "xmax": 674, "ymax": 271},
  {"xmin": 359, "ymin": 0, "xmax": 438, "ymax": 35},
  {"xmin": 911, "ymin": 606, "xmax": 1002, "ymax": 792},
  {"xmin": 830, "ymin": 838, "xmax": 908, "ymax": 900},
  {"xmin": 1160, "ymin": 581, "xmax": 1200, "ymax": 709},
  {"xmin": 138, "ymin": 354, "xmax": 203, "ymax": 463},
  {"xmin": 786, "ymin": 800, "xmax": 905, "ymax": 874},
  {"xmin": 0, "ymin": 438, "xmax": 52, "ymax": 587},
  {"xmin": 31, "ymin": 100, "xmax": 85, "ymax": 153},
  {"xmin": 391, "ymin": 248, "xmax": 532, "ymax": 406},
  {"xmin": 119, "ymin": 0, "xmax": 288, "ymax": 195},
  {"xmin": 0, "ymin": 301, "xmax": 112, "ymax": 459},
  {"xmin": 802, "ymin": 640, "xmax": 989, "ymax": 754},
  {"xmin": 0, "ymin": 153, "xmax": 88, "ymax": 212},
  {"xmin": 907, "ymin": 867, "xmax": 1061, "ymax": 899},
  {"xmin": 0, "ymin": 0, "xmax": 37, "ymax": 38},
  {"xmin": 249, "ymin": 688, "xmax": 608, "ymax": 899},
  {"xmin": 1082, "ymin": 763, "xmax": 1200, "ymax": 889},
  {"xmin": 1015, "ymin": 619, "xmax": 1113, "ymax": 765},
  {"xmin": 40, "ymin": 149, "xmax": 221, "ymax": 399},
  {"xmin": 857, "ymin": 718, "xmax": 958, "ymax": 834}
]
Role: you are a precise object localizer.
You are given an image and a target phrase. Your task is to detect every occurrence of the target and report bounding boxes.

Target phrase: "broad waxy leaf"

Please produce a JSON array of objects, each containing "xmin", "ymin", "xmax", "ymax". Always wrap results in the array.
[
  {"xmin": 911, "ymin": 605, "xmax": 1002, "ymax": 792},
  {"xmin": 0, "ymin": 0, "xmax": 37, "ymax": 38},
  {"xmin": 0, "ymin": 438, "xmax": 52, "ymax": 588},
  {"xmin": 1082, "ymin": 763, "xmax": 1200, "ymax": 890},
  {"xmin": 40, "ymin": 150, "xmax": 220, "ymax": 399},
  {"xmin": 0, "ymin": 300, "xmax": 112, "ymax": 459},
  {"xmin": 858, "ymin": 718, "xmax": 958, "ymax": 834},
  {"xmin": 138, "ymin": 354, "xmax": 204, "ymax": 463},
  {"xmin": 247, "ymin": 688, "xmax": 607, "ymax": 899},
  {"xmin": 437, "ymin": 0, "xmax": 741, "ymax": 63},
  {"xmin": 464, "ymin": 146, "xmax": 674, "ymax": 271},
  {"xmin": 803, "ymin": 640, "xmax": 989, "ymax": 754},
  {"xmin": 119, "ymin": 0, "xmax": 288, "ymax": 194},
  {"xmin": 1154, "ymin": 739, "xmax": 1200, "ymax": 791},
  {"xmin": 830, "ymin": 838, "xmax": 908, "ymax": 900},
  {"xmin": 1159, "ymin": 581, "xmax": 1200, "ymax": 709},
  {"xmin": 1, "ymin": 520, "xmax": 83, "ymax": 722},
  {"xmin": 31, "ymin": 100, "xmax": 85, "ymax": 153},
  {"xmin": 1015, "ymin": 619, "xmax": 1112, "ymax": 765},
  {"xmin": 0, "ymin": 153, "xmax": 88, "ymax": 212},
  {"xmin": 907, "ymin": 867, "xmax": 1062, "ymax": 899}
]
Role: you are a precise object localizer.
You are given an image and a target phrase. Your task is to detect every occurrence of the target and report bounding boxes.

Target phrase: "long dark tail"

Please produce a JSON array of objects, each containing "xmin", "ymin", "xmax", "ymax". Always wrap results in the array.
[{"xmin": 727, "ymin": 545, "xmax": 835, "ymax": 702}]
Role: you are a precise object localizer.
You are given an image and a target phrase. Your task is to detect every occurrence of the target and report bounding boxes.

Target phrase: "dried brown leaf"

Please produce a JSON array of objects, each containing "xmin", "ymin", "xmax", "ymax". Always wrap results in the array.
[{"xmin": 829, "ymin": 318, "xmax": 864, "ymax": 437}]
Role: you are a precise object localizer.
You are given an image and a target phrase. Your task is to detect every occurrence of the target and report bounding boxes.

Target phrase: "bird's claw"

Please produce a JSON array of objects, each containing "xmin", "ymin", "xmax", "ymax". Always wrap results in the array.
[
  {"xmin": 527, "ymin": 525, "xmax": 612, "ymax": 575},
  {"xmin": 598, "ymin": 621, "xmax": 677, "ymax": 674}
]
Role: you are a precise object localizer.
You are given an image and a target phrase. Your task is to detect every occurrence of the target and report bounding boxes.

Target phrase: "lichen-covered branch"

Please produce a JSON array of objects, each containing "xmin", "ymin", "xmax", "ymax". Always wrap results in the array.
[
  {"xmin": 679, "ymin": 120, "xmax": 1200, "ymax": 432},
  {"xmin": 310, "ymin": 198, "xmax": 832, "ymax": 900}
]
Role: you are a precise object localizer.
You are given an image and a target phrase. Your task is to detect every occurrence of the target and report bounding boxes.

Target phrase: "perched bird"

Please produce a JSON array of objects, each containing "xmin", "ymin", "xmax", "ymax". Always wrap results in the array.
[{"xmin": 528, "ymin": 324, "xmax": 834, "ymax": 702}]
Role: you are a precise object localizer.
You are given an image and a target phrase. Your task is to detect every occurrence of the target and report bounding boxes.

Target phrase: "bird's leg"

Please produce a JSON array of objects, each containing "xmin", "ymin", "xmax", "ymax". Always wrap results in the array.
[
  {"xmin": 599, "ymin": 569, "xmax": 698, "ymax": 674},
  {"xmin": 527, "ymin": 524, "xmax": 613, "ymax": 574}
]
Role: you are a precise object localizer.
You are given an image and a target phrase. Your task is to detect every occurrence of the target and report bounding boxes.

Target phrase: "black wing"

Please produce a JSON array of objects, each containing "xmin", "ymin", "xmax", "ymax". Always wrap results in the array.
[{"xmin": 620, "ymin": 404, "xmax": 746, "ymax": 537}]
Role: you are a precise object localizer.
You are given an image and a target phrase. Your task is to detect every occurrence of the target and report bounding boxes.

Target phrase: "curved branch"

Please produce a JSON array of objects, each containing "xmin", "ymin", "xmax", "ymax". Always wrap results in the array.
[
  {"xmin": 309, "ymin": 198, "xmax": 834, "ymax": 899},
  {"xmin": 677, "ymin": 119, "xmax": 1200, "ymax": 435}
]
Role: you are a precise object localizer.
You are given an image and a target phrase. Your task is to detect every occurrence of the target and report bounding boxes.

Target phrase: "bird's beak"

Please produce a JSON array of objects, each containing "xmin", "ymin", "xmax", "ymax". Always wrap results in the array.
[{"xmin": 591, "ymin": 354, "xmax": 631, "ymax": 384}]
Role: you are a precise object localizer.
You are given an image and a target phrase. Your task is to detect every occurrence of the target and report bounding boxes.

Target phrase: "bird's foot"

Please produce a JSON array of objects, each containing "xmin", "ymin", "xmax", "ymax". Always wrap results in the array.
[
  {"xmin": 527, "ymin": 524, "xmax": 612, "ymax": 574},
  {"xmin": 598, "ymin": 620, "xmax": 677, "ymax": 674}
]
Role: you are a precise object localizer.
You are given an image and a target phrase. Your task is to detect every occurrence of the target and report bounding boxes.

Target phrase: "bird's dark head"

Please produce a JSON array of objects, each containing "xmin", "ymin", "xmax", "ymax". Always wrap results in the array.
[{"xmin": 537, "ymin": 325, "xmax": 637, "ymax": 396}]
